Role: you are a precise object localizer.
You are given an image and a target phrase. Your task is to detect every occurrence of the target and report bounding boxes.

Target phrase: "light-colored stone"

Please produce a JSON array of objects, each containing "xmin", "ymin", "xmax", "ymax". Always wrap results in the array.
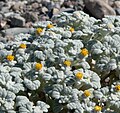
[
  {"xmin": 0, "ymin": 28, "xmax": 33, "ymax": 36},
  {"xmin": 1, "ymin": 7, "xmax": 9, "ymax": 13},
  {"xmin": 4, "ymin": 12, "xmax": 14, "ymax": 18},
  {"xmin": 11, "ymin": 2, "xmax": 26, "ymax": 11},
  {"xmin": 0, "ymin": 20, "xmax": 6, "ymax": 28},
  {"xmin": 41, "ymin": 7, "xmax": 48, "ymax": 14},
  {"xmin": 101, "ymin": 0, "xmax": 108, "ymax": 4},
  {"xmin": 84, "ymin": 0, "xmax": 116, "ymax": 19},
  {"xmin": 52, "ymin": 8, "xmax": 60, "ymax": 15},
  {"xmin": 32, "ymin": 2, "xmax": 39, "ymax": 9},
  {"xmin": 25, "ymin": 22, "xmax": 33, "ymax": 28},
  {"xmin": 12, "ymin": 4, "xmax": 21, "ymax": 11},
  {"xmin": 112, "ymin": 1, "xmax": 120, "ymax": 8},
  {"xmin": 60, "ymin": 8, "xmax": 74, "ymax": 13}
]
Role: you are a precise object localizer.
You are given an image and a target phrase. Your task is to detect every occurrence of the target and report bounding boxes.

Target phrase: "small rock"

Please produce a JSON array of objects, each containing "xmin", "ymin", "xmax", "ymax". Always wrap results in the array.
[
  {"xmin": 84, "ymin": 0, "xmax": 116, "ymax": 19},
  {"xmin": 1, "ymin": 7, "xmax": 9, "ymax": 13},
  {"xmin": 41, "ymin": 7, "xmax": 48, "ymax": 14},
  {"xmin": 0, "ymin": 28, "xmax": 32, "ymax": 36},
  {"xmin": 59, "ymin": 0, "xmax": 64, "ymax": 5},
  {"xmin": 63, "ymin": 0, "xmax": 73, "ymax": 8},
  {"xmin": 42, "ymin": 1, "xmax": 54, "ymax": 10},
  {"xmin": 23, "ymin": 12, "xmax": 38, "ymax": 22},
  {"xmin": 11, "ymin": 4, "xmax": 20, "ymax": 11},
  {"xmin": 39, "ymin": 14, "xmax": 49, "ymax": 21},
  {"xmin": 4, "ymin": 12, "xmax": 14, "ymax": 18},
  {"xmin": 0, "ymin": 20, "xmax": 7, "ymax": 29},
  {"xmin": 112, "ymin": 1, "xmax": 120, "ymax": 8},
  {"xmin": 52, "ymin": 8, "xmax": 60, "ymax": 15},
  {"xmin": 6, "ymin": 1, "xmax": 16, "ymax": 8},
  {"xmin": 60, "ymin": 8, "xmax": 74, "ymax": 13},
  {"xmin": 36, "ymin": 0, "xmax": 42, "ymax": 3},
  {"xmin": 54, "ymin": 3, "xmax": 61, "ymax": 9},
  {"xmin": 10, "ymin": 15, "xmax": 25, "ymax": 27},
  {"xmin": 25, "ymin": 22, "xmax": 33, "ymax": 28},
  {"xmin": 10, "ymin": 2, "xmax": 26, "ymax": 12},
  {"xmin": 32, "ymin": 2, "xmax": 39, "ymax": 9},
  {"xmin": 73, "ymin": 1, "xmax": 84, "ymax": 10},
  {"xmin": 108, "ymin": 0, "xmax": 114, "ymax": 6},
  {"xmin": 41, "ymin": 0, "xmax": 50, "ymax": 5}
]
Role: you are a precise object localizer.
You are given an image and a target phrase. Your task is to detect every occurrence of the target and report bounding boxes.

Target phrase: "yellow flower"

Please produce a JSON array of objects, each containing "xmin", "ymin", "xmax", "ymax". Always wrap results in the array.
[
  {"xmin": 47, "ymin": 24, "xmax": 54, "ymax": 29},
  {"xmin": 35, "ymin": 63, "xmax": 42, "ymax": 70},
  {"xmin": 36, "ymin": 28, "xmax": 43, "ymax": 35},
  {"xmin": 64, "ymin": 60, "xmax": 71, "ymax": 67},
  {"xmin": 19, "ymin": 43, "xmax": 26, "ymax": 49},
  {"xmin": 7, "ymin": 55, "xmax": 14, "ymax": 61},
  {"xmin": 75, "ymin": 72, "xmax": 83, "ymax": 79},
  {"xmin": 84, "ymin": 90, "xmax": 91, "ymax": 97},
  {"xmin": 115, "ymin": 85, "xmax": 120, "ymax": 91},
  {"xmin": 69, "ymin": 27, "xmax": 74, "ymax": 33},
  {"xmin": 94, "ymin": 105, "xmax": 102, "ymax": 111},
  {"xmin": 80, "ymin": 48, "xmax": 88, "ymax": 56}
]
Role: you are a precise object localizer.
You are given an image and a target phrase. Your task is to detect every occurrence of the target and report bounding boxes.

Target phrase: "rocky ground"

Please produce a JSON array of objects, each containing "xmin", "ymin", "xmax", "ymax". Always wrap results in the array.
[{"xmin": 0, "ymin": 0, "xmax": 120, "ymax": 41}]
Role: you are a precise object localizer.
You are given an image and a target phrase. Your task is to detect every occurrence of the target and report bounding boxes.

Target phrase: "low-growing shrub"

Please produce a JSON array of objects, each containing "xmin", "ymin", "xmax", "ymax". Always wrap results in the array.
[{"xmin": 0, "ymin": 11, "xmax": 120, "ymax": 113}]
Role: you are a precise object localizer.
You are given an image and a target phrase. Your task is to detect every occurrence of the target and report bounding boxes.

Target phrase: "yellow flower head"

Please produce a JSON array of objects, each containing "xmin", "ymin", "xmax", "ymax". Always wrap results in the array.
[
  {"xmin": 7, "ymin": 55, "xmax": 14, "ymax": 61},
  {"xmin": 75, "ymin": 72, "xmax": 83, "ymax": 79},
  {"xmin": 35, "ymin": 63, "xmax": 42, "ymax": 70},
  {"xmin": 69, "ymin": 27, "xmax": 74, "ymax": 33},
  {"xmin": 47, "ymin": 24, "xmax": 54, "ymax": 29},
  {"xmin": 84, "ymin": 90, "xmax": 91, "ymax": 97},
  {"xmin": 19, "ymin": 43, "xmax": 26, "ymax": 49},
  {"xmin": 36, "ymin": 28, "xmax": 43, "ymax": 35},
  {"xmin": 94, "ymin": 105, "xmax": 102, "ymax": 111},
  {"xmin": 80, "ymin": 48, "xmax": 88, "ymax": 56},
  {"xmin": 64, "ymin": 60, "xmax": 71, "ymax": 67},
  {"xmin": 115, "ymin": 85, "xmax": 120, "ymax": 91}
]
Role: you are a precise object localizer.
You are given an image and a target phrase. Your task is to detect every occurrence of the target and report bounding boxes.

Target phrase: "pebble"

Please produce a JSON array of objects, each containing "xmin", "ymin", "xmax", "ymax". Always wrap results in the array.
[
  {"xmin": 0, "ymin": 20, "xmax": 7, "ymax": 29},
  {"xmin": 4, "ymin": 12, "xmax": 14, "ymax": 18},
  {"xmin": 41, "ymin": 6, "xmax": 48, "ymax": 14},
  {"xmin": 52, "ymin": 8, "xmax": 60, "ymax": 15},
  {"xmin": 112, "ymin": 1, "xmax": 120, "ymax": 8},
  {"xmin": 60, "ymin": 8, "xmax": 74, "ymax": 13},
  {"xmin": 31, "ymin": 2, "xmax": 39, "ymax": 9},
  {"xmin": 1, "ymin": 7, "xmax": 9, "ymax": 13},
  {"xmin": 9, "ymin": 15, "xmax": 25, "ymax": 27}
]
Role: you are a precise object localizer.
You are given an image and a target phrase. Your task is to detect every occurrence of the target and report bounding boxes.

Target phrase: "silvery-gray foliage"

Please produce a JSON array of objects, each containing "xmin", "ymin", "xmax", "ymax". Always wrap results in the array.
[
  {"xmin": 16, "ymin": 96, "xmax": 50, "ymax": 113},
  {"xmin": 0, "ymin": 11, "xmax": 120, "ymax": 113},
  {"xmin": 23, "ymin": 78, "xmax": 40, "ymax": 90},
  {"xmin": 0, "ymin": 86, "xmax": 16, "ymax": 111}
]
